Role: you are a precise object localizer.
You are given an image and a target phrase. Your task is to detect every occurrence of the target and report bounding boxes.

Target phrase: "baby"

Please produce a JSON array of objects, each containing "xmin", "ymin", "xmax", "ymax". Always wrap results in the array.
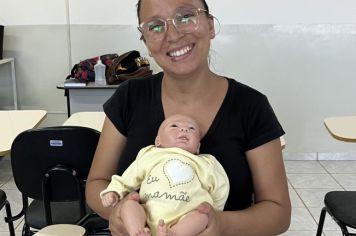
[{"xmin": 100, "ymin": 114, "xmax": 229, "ymax": 236}]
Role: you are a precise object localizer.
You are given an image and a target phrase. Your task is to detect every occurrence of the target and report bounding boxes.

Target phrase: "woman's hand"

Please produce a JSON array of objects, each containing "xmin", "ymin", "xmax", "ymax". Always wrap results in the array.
[
  {"xmin": 109, "ymin": 192, "xmax": 140, "ymax": 236},
  {"xmin": 195, "ymin": 202, "xmax": 223, "ymax": 236}
]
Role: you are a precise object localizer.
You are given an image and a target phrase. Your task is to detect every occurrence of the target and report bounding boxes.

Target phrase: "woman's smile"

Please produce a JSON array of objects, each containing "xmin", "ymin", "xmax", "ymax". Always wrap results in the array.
[{"xmin": 167, "ymin": 44, "xmax": 194, "ymax": 58}]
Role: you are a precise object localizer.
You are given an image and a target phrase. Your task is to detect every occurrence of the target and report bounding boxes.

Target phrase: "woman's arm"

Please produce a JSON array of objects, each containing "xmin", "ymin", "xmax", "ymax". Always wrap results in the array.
[
  {"xmin": 86, "ymin": 117, "xmax": 127, "ymax": 219},
  {"xmin": 198, "ymin": 138, "xmax": 291, "ymax": 236}
]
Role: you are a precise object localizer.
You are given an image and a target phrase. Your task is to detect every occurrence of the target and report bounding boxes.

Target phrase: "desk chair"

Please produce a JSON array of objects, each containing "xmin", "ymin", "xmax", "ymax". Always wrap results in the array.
[
  {"xmin": 316, "ymin": 191, "xmax": 356, "ymax": 236},
  {"xmin": 0, "ymin": 189, "xmax": 15, "ymax": 236},
  {"xmin": 8, "ymin": 126, "xmax": 108, "ymax": 235}
]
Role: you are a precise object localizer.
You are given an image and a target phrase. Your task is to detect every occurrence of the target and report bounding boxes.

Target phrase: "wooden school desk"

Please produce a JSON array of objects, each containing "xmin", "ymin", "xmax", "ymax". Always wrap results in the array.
[
  {"xmin": 63, "ymin": 111, "xmax": 286, "ymax": 149},
  {"xmin": 0, "ymin": 110, "xmax": 47, "ymax": 156},
  {"xmin": 324, "ymin": 115, "xmax": 356, "ymax": 142},
  {"xmin": 62, "ymin": 111, "xmax": 105, "ymax": 132}
]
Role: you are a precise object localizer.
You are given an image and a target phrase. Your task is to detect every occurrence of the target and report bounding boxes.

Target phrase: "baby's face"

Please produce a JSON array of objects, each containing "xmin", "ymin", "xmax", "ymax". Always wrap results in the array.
[{"xmin": 156, "ymin": 115, "xmax": 200, "ymax": 154}]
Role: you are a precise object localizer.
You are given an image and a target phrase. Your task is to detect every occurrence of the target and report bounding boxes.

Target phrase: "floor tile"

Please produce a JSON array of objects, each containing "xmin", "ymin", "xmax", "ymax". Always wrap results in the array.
[
  {"xmin": 279, "ymin": 230, "xmax": 317, "ymax": 236},
  {"xmin": 323, "ymin": 231, "xmax": 344, "ymax": 236},
  {"xmin": 289, "ymin": 188, "xmax": 304, "ymax": 207},
  {"xmin": 295, "ymin": 188, "xmax": 343, "ymax": 207},
  {"xmin": 308, "ymin": 207, "xmax": 340, "ymax": 231},
  {"xmin": 288, "ymin": 207, "xmax": 317, "ymax": 231},
  {"xmin": 285, "ymin": 161, "xmax": 326, "ymax": 174},
  {"xmin": 331, "ymin": 174, "xmax": 356, "ymax": 190},
  {"xmin": 287, "ymin": 174, "xmax": 342, "ymax": 189},
  {"xmin": 1, "ymin": 178, "xmax": 18, "ymax": 190},
  {"xmin": 319, "ymin": 160, "xmax": 356, "ymax": 173}
]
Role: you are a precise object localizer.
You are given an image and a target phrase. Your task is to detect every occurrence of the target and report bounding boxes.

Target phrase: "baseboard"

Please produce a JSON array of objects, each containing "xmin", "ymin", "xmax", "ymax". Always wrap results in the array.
[
  {"xmin": 283, "ymin": 152, "xmax": 356, "ymax": 160},
  {"xmin": 283, "ymin": 152, "xmax": 317, "ymax": 160}
]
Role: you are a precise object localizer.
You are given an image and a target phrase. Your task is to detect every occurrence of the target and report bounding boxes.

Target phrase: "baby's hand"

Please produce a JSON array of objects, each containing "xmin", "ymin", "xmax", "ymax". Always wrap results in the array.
[{"xmin": 101, "ymin": 192, "xmax": 119, "ymax": 207}]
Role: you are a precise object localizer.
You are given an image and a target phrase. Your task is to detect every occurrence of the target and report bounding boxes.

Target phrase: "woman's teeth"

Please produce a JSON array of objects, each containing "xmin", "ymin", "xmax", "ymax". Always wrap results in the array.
[{"xmin": 169, "ymin": 45, "xmax": 192, "ymax": 57}]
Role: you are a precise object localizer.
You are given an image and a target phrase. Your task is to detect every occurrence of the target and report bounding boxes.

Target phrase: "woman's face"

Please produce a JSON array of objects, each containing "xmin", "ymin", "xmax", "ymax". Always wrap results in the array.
[{"xmin": 139, "ymin": 0, "xmax": 214, "ymax": 77}]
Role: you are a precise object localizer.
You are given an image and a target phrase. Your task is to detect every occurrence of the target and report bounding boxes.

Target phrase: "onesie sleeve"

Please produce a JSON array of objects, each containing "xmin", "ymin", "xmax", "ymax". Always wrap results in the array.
[
  {"xmin": 198, "ymin": 155, "xmax": 230, "ymax": 211},
  {"xmin": 99, "ymin": 147, "xmax": 150, "ymax": 199}
]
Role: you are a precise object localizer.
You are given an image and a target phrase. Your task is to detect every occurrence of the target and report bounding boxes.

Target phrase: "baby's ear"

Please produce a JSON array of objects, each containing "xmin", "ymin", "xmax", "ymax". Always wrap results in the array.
[{"xmin": 155, "ymin": 136, "xmax": 160, "ymax": 146}]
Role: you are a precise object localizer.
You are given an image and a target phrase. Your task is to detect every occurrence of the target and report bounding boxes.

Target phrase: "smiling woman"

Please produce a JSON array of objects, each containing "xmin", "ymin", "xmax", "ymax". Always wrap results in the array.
[{"xmin": 85, "ymin": 0, "xmax": 291, "ymax": 235}]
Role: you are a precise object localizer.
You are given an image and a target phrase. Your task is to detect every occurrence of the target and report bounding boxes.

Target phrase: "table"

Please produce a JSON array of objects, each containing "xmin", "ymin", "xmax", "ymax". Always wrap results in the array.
[
  {"xmin": 63, "ymin": 111, "xmax": 105, "ymax": 132},
  {"xmin": 280, "ymin": 136, "xmax": 286, "ymax": 149},
  {"xmin": 0, "ymin": 58, "xmax": 18, "ymax": 109},
  {"xmin": 63, "ymin": 112, "xmax": 286, "ymax": 149},
  {"xmin": 0, "ymin": 110, "xmax": 47, "ymax": 156},
  {"xmin": 57, "ymin": 82, "xmax": 119, "ymax": 117},
  {"xmin": 324, "ymin": 115, "xmax": 356, "ymax": 142}
]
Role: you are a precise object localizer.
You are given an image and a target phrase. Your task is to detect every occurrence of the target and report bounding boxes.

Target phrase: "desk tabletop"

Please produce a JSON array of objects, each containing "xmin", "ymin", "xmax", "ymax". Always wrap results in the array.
[
  {"xmin": 0, "ymin": 58, "xmax": 14, "ymax": 65},
  {"xmin": 63, "ymin": 112, "xmax": 287, "ymax": 149},
  {"xmin": 324, "ymin": 115, "xmax": 356, "ymax": 142},
  {"xmin": 57, "ymin": 81, "xmax": 120, "ymax": 89},
  {"xmin": 0, "ymin": 110, "xmax": 47, "ymax": 156},
  {"xmin": 63, "ymin": 111, "xmax": 105, "ymax": 132}
]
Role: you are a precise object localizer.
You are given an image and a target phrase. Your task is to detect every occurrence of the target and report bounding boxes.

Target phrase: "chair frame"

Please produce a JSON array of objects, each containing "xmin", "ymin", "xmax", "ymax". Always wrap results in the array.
[
  {"xmin": 316, "ymin": 193, "xmax": 356, "ymax": 236},
  {"xmin": 0, "ymin": 189, "xmax": 15, "ymax": 236},
  {"xmin": 7, "ymin": 126, "xmax": 104, "ymax": 235}
]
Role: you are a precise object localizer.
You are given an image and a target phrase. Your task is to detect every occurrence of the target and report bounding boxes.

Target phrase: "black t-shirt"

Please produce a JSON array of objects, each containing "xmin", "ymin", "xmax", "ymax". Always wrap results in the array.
[{"xmin": 103, "ymin": 72, "xmax": 285, "ymax": 211}]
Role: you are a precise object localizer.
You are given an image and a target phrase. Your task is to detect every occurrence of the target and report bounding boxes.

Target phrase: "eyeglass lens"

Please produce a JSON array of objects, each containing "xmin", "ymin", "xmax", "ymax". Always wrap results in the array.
[{"xmin": 142, "ymin": 8, "xmax": 200, "ymax": 40}]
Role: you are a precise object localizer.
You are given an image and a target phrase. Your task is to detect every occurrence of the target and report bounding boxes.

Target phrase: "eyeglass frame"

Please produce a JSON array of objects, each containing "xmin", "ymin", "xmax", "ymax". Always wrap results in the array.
[{"xmin": 137, "ymin": 8, "xmax": 210, "ymax": 41}]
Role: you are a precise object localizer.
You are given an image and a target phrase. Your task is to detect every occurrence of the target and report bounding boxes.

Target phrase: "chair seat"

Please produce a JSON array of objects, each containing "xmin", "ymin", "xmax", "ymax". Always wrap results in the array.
[{"xmin": 325, "ymin": 191, "xmax": 356, "ymax": 228}]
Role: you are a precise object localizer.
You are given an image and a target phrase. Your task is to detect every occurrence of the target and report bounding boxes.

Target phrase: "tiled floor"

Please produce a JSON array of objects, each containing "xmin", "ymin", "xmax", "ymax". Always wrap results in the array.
[{"xmin": 1, "ymin": 158, "xmax": 356, "ymax": 236}]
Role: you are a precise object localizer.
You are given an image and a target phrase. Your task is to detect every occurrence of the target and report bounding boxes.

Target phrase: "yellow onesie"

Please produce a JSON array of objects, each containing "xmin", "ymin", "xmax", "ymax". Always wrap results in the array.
[{"xmin": 100, "ymin": 145, "xmax": 230, "ymax": 235}]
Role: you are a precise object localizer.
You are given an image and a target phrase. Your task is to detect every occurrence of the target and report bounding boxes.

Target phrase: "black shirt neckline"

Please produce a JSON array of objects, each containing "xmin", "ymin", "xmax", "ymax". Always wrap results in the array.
[{"xmin": 154, "ymin": 72, "xmax": 232, "ymax": 143}]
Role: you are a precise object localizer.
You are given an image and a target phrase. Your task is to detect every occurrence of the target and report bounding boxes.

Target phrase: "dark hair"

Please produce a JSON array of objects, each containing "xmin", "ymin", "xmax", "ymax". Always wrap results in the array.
[{"xmin": 136, "ymin": 0, "xmax": 210, "ymax": 23}]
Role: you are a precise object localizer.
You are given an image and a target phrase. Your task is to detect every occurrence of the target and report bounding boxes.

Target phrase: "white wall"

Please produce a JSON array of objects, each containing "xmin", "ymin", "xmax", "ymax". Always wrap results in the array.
[
  {"xmin": 0, "ymin": 0, "xmax": 67, "ymax": 25},
  {"xmin": 2, "ymin": 0, "xmax": 356, "ymax": 25},
  {"xmin": 1, "ymin": 0, "xmax": 356, "ymax": 156}
]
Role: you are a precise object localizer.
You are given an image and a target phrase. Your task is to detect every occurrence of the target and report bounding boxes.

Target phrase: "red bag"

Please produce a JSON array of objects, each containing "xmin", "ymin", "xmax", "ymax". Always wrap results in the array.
[{"xmin": 66, "ymin": 53, "xmax": 118, "ymax": 82}]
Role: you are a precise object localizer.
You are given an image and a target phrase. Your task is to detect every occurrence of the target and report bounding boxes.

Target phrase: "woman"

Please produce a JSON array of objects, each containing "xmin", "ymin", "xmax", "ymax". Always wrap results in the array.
[{"xmin": 86, "ymin": 0, "xmax": 291, "ymax": 235}]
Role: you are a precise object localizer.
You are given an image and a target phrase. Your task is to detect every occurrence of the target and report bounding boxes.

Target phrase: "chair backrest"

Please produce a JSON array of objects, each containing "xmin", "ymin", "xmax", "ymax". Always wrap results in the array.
[{"xmin": 11, "ymin": 126, "xmax": 100, "ymax": 201}]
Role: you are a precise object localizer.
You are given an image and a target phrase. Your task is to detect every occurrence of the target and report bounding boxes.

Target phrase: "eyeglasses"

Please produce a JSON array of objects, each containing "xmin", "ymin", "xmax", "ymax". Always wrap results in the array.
[{"xmin": 138, "ymin": 8, "xmax": 209, "ymax": 41}]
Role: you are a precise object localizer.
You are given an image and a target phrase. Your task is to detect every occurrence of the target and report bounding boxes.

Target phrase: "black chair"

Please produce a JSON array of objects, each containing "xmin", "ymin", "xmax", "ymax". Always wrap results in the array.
[
  {"xmin": 0, "ymin": 189, "xmax": 15, "ymax": 236},
  {"xmin": 7, "ymin": 126, "xmax": 108, "ymax": 235},
  {"xmin": 316, "ymin": 191, "xmax": 356, "ymax": 236}
]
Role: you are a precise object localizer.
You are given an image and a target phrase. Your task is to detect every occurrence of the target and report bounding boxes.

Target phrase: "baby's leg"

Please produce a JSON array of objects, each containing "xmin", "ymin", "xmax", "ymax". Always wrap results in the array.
[
  {"xmin": 121, "ymin": 199, "xmax": 150, "ymax": 236},
  {"xmin": 157, "ymin": 210, "xmax": 208, "ymax": 236}
]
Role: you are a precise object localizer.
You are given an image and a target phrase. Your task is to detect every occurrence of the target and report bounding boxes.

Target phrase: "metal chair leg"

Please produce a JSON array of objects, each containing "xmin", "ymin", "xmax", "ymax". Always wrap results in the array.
[{"xmin": 316, "ymin": 207, "xmax": 327, "ymax": 236}]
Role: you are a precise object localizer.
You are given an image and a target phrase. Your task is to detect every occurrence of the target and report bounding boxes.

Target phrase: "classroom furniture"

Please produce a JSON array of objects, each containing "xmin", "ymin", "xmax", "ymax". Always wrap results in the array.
[
  {"xmin": 316, "ymin": 116, "xmax": 356, "ymax": 236},
  {"xmin": 0, "ymin": 189, "xmax": 15, "ymax": 236},
  {"xmin": 62, "ymin": 112, "xmax": 287, "ymax": 150},
  {"xmin": 62, "ymin": 111, "xmax": 105, "ymax": 132},
  {"xmin": 8, "ymin": 126, "xmax": 105, "ymax": 235},
  {"xmin": 0, "ymin": 110, "xmax": 47, "ymax": 156},
  {"xmin": 280, "ymin": 136, "xmax": 286, "ymax": 149},
  {"xmin": 57, "ymin": 82, "xmax": 119, "ymax": 117},
  {"xmin": 324, "ymin": 115, "xmax": 356, "ymax": 142},
  {"xmin": 33, "ymin": 224, "xmax": 86, "ymax": 236},
  {"xmin": 0, "ymin": 58, "xmax": 18, "ymax": 109},
  {"xmin": 316, "ymin": 191, "xmax": 356, "ymax": 236}
]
